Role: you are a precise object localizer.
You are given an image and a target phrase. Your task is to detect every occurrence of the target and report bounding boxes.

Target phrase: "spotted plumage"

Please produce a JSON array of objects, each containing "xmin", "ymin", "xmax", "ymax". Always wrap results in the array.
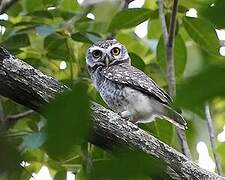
[{"xmin": 86, "ymin": 39, "xmax": 187, "ymax": 129}]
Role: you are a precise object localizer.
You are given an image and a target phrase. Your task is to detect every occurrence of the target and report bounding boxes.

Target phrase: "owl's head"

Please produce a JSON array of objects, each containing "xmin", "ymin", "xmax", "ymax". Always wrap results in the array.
[{"xmin": 86, "ymin": 39, "xmax": 130, "ymax": 71}]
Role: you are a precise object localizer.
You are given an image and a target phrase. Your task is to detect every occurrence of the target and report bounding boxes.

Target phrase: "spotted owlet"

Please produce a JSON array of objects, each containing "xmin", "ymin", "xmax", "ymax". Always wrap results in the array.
[{"xmin": 86, "ymin": 39, "xmax": 187, "ymax": 130}]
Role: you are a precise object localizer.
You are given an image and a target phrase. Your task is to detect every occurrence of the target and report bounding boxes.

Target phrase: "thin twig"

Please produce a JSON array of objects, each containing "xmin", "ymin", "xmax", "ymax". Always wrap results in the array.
[
  {"xmin": 167, "ymin": 0, "xmax": 178, "ymax": 97},
  {"xmin": 205, "ymin": 102, "xmax": 223, "ymax": 175},
  {"xmin": 158, "ymin": 0, "xmax": 191, "ymax": 159},
  {"xmin": 158, "ymin": 0, "xmax": 168, "ymax": 45},
  {"xmin": 4, "ymin": 110, "xmax": 35, "ymax": 128}
]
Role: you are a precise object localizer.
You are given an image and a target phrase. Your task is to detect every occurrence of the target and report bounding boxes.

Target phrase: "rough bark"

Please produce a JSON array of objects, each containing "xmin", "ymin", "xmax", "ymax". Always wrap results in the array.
[{"xmin": 0, "ymin": 47, "xmax": 224, "ymax": 180}]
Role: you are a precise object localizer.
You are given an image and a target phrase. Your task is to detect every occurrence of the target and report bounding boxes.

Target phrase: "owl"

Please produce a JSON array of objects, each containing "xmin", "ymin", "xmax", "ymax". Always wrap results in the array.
[{"xmin": 86, "ymin": 39, "xmax": 187, "ymax": 130}]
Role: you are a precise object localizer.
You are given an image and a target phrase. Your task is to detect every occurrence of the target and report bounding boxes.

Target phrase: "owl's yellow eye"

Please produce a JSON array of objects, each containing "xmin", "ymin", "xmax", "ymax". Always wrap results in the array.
[
  {"xmin": 111, "ymin": 47, "xmax": 120, "ymax": 56},
  {"xmin": 92, "ymin": 50, "xmax": 102, "ymax": 58}
]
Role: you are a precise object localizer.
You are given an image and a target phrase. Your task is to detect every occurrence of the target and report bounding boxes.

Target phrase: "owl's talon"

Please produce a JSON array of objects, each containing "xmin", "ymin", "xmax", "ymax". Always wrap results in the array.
[{"xmin": 118, "ymin": 111, "xmax": 132, "ymax": 121}]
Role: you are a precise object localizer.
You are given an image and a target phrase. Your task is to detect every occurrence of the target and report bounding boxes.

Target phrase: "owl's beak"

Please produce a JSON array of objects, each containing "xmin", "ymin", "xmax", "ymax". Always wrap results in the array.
[{"xmin": 103, "ymin": 54, "xmax": 110, "ymax": 67}]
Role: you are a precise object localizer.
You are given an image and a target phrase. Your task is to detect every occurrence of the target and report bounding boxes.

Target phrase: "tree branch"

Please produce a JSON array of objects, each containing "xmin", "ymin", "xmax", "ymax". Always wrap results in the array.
[
  {"xmin": 0, "ymin": 48, "xmax": 224, "ymax": 179},
  {"xmin": 205, "ymin": 102, "xmax": 223, "ymax": 175},
  {"xmin": 158, "ymin": 0, "xmax": 191, "ymax": 159},
  {"xmin": 3, "ymin": 110, "xmax": 35, "ymax": 128},
  {"xmin": 167, "ymin": 0, "xmax": 178, "ymax": 97},
  {"xmin": 158, "ymin": 0, "xmax": 168, "ymax": 45},
  {"xmin": 0, "ymin": 0, "xmax": 19, "ymax": 14}
]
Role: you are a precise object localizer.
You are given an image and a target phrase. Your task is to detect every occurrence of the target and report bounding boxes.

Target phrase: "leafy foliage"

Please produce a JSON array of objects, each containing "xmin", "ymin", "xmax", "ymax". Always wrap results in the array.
[
  {"xmin": 157, "ymin": 34, "xmax": 187, "ymax": 79},
  {"xmin": 45, "ymin": 81, "xmax": 90, "ymax": 160},
  {"xmin": 0, "ymin": 0, "xmax": 225, "ymax": 179},
  {"xmin": 108, "ymin": 8, "xmax": 151, "ymax": 32},
  {"xmin": 90, "ymin": 151, "xmax": 167, "ymax": 179},
  {"xmin": 183, "ymin": 16, "xmax": 220, "ymax": 55}
]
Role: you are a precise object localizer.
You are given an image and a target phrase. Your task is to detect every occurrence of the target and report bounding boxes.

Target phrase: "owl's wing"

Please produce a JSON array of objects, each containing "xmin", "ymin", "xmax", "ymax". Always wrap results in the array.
[{"xmin": 102, "ymin": 64, "xmax": 172, "ymax": 105}]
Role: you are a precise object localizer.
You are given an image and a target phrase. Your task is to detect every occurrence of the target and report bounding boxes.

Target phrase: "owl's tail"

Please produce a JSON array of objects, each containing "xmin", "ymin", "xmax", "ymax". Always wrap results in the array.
[{"xmin": 161, "ymin": 105, "xmax": 187, "ymax": 130}]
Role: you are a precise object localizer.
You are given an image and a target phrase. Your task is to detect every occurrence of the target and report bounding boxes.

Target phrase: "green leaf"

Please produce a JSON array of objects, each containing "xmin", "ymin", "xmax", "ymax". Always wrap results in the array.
[
  {"xmin": 175, "ymin": 65, "xmax": 225, "ymax": 109},
  {"xmin": 139, "ymin": 120, "xmax": 174, "ymax": 145},
  {"xmin": 0, "ymin": 139, "xmax": 22, "ymax": 173},
  {"xmin": 22, "ymin": 149, "xmax": 44, "ymax": 162},
  {"xmin": 7, "ymin": 1, "xmax": 22, "ymax": 16},
  {"xmin": 108, "ymin": 8, "xmax": 151, "ymax": 32},
  {"xmin": 147, "ymin": 19, "xmax": 162, "ymax": 39},
  {"xmin": 71, "ymin": 32, "xmax": 102, "ymax": 43},
  {"xmin": 90, "ymin": 151, "xmax": 167, "ymax": 179},
  {"xmin": 0, "ymin": 20, "xmax": 13, "ymax": 27},
  {"xmin": 1, "ymin": 33, "xmax": 30, "ymax": 50},
  {"xmin": 116, "ymin": 32, "xmax": 150, "ymax": 59},
  {"xmin": 45, "ymin": 81, "xmax": 90, "ymax": 160},
  {"xmin": 43, "ymin": 0, "xmax": 61, "ymax": 6},
  {"xmin": 44, "ymin": 32, "xmax": 69, "ymax": 60},
  {"xmin": 183, "ymin": 17, "xmax": 220, "ymax": 55},
  {"xmin": 129, "ymin": 52, "xmax": 146, "ymax": 71},
  {"xmin": 24, "ymin": 0, "xmax": 44, "ymax": 12},
  {"xmin": 14, "ymin": 21, "xmax": 43, "ymax": 27},
  {"xmin": 217, "ymin": 143, "xmax": 225, "ymax": 173},
  {"xmin": 27, "ymin": 10, "xmax": 54, "ymax": 19},
  {"xmin": 157, "ymin": 34, "xmax": 187, "ymax": 78},
  {"xmin": 58, "ymin": 0, "xmax": 80, "ymax": 12},
  {"xmin": 200, "ymin": 0, "xmax": 225, "ymax": 29},
  {"xmin": 54, "ymin": 170, "xmax": 67, "ymax": 180},
  {"xmin": 180, "ymin": 0, "xmax": 214, "ymax": 9},
  {"xmin": 23, "ymin": 130, "xmax": 47, "ymax": 149}
]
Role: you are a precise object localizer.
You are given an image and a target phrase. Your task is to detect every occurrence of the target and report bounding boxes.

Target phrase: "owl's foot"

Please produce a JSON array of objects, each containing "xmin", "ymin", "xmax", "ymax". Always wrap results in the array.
[{"xmin": 118, "ymin": 111, "xmax": 132, "ymax": 121}]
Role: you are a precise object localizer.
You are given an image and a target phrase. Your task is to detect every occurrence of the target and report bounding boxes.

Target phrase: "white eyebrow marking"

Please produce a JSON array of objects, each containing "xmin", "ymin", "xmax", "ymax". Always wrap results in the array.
[{"xmin": 89, "ymin": 46, "xmax": 105, "ymax": 52}]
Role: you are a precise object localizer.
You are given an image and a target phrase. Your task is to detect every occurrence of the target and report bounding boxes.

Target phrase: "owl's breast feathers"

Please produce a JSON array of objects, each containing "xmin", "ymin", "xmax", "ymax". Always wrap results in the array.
[{"xmin": 101, "ymin": 63, "xmax": 172, "ymax": 105}]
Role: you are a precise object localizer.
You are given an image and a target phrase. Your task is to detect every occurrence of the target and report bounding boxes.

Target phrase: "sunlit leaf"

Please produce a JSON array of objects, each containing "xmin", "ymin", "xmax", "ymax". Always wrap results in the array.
[
  {"xmin": 217, "ymin": 143, "xmax": 225, "ymax": 173},
  {"xmin": 147, "ymin": 19, "xmax": 162, "ymax": 39},
  {"xmin": 183, "ymin": 17, "xmax": 220, "ymax": 55},
  {"xmin": 58, "ymin": 0, "xmax": 80, "ymax": 12},
  {"xmin": 22, "ymin": 149, "xmax": 44, "ymax": 162},
  {"xmin": 108, "ymin": 8, "xmax": 151, "ymax": 32}
]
